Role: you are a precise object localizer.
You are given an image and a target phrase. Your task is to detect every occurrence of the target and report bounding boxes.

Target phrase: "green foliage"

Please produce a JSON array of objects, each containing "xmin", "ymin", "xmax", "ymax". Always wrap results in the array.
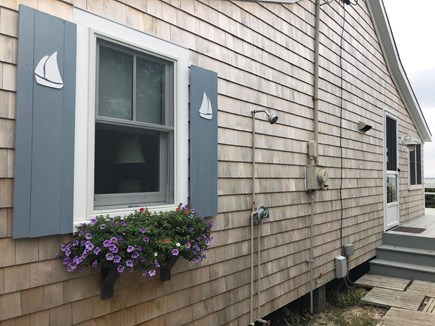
[
  {"xmin": 333, "ymin": 311, "xmax": 378, "ymax": 326},
  {"xmin": 329, "ymin": 287, "xmax": 364, "ymax": 309},
  {"xmin": 60, "ymin": 204, "xmax": 213, "ymax": 277},
  {"xmin": 278, "ymin": 308, "xmax": 309, "ymax": 326},
  {"xmin": 425, "ymin": 188, "xmax": 435, "ymax": 208}
]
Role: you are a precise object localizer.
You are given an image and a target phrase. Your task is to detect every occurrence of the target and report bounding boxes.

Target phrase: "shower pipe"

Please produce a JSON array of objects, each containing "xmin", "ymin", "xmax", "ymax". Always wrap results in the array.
[{"xmin": 249, "ymin": 110, "xmax": 278, "ymax": 325}]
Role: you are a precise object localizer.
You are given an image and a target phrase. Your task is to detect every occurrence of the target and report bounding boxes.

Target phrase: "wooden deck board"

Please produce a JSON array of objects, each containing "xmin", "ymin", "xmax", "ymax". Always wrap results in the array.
[
  {"xmin": 355, "ymin": 274, "xmax": 411, "ymax": 291},
  {"xmin": 408, "ymin": 280, "xmax": 435, "ymax": 297},
  {"xmin": 378, "ymin": 307, "xmax": 435, "ymax": 326},
  {"xmin": 361, "ymin": 287, "xmax": 424, "ymax": 310},
  {"xmin": 427, "ymin": 298, "xmax": 435, "ymax": 313},
  {"xmin": 422, "ymin": 298, "xmax": 434, "ymax": 313}
]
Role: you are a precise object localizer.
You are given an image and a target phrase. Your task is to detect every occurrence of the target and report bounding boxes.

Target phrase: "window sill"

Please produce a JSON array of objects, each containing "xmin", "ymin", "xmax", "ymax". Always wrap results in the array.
[
  {"xmin": 73, "ymin": 203, "xmax": 179, "ymax": 231},
  {"xmin": 409, "ymin": 184, "xmax": 424, "ymax": 191}
]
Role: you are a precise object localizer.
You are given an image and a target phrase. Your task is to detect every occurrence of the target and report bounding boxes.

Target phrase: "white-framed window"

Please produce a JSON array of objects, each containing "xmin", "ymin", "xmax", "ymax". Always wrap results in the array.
[
  {"xmin": 73, "ymin": 9, "xmax": 188, "ymax": 226},
  {"xmin": 409, "ymin": 144, "xmax": 422, "ymax": 186}
]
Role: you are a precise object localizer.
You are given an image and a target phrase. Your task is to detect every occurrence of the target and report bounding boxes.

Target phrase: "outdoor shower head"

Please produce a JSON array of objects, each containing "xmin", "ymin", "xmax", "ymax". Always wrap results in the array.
[
  {"xmin": 252, "ymin": 109, "xmax": 279, "ymax": 124},
  {"xmin": 266, "ymin": 111, "xmax": 278, "ymax": 124}
]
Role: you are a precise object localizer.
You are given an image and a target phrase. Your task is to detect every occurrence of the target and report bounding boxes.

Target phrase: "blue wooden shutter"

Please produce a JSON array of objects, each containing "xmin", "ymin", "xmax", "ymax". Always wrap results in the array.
[
  {"xmin": 189, "ymin": 66, "xmax": 218, "ymax": 217},
  {"xmin": 13, "ymin": 6, "xmax": 77, "ymax": 238}
]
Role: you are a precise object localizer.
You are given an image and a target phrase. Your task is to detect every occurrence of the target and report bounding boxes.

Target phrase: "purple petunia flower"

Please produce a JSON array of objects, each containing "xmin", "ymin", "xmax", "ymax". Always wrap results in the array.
[
  {"xmin": 127, "ymin": 245, "xmax": 134, "ymax": 253},
  {"xmin": 94, "ymin": 247, "xmax": 101, "ymax": 255},
  {"xmin": 172, "ymin": 249, "xmax": 179, "ymax": 256},
  {"xmin": 110, "ymin": 237, "xmax": 118, "ymax": 243},
  {"xmin": 136, "ymin": 246, "xmax": 142, "ymax": 252},
  {"xmin": 126, "ymin": 260, "xmax": 133, "ymax": 267},
  {"xmin": 120, "ymin": 221, "xmax": 127, "ymax": 227},
  {"xmin": 85, "ymin": 233, "xmax": 92, "ymax": 240},
  {"xmin": 90, "ymin": 218, "xmax": 97, "ymax": 225},
  {"xmin": 85, "ymin": 241, "xmax": 94, "ymax": 251},
  {"xmin": 67, "ymin": 263, "xmax": 77, "ymax": 272},
  {"xmin": 117, "ymin": 265, "xmax": 125, "ymax": 273},
  {"xmin": 113, "ymin": 255, "xmax": 121, "ymax": 263},
  {"xmin": 142, "ymin": 237, "xmax": 149, "ymax": 243},
  {"xmin": 140, "ymin": 227, "xmax": 147, "ymax": 234},
  {"xmin": 154, "ymin": 260, "xmax": 160, "ymax": 268},
  {"xmin": 103, "ymin": 240, "xmax": 111, "ymax": 247},
  {"xmin": 106, "ymin": 253, "xmax": 114, "ymax": 261},
  {"xmin": 78, "ymin": 230, "xmax": 84, "ymax": 236},
  {"xmin": 72, "ymin": 240, "xmax": 79, "ymax": 246},
  {"xmin": 148, "ymin": 270, "xmax": 156, "ymax": 277},
  {"xmin": 92, "ymin": 260, "xmax": 98, "ymax": 268},
  {"xmin": 131, "ymin": 252, "xmax": 139, "ymax": 259},
  {"xmin": 188, "ymin": 227, "xmax": 195, "ymax": 233},
  {"xmin": 99, "ymin": 224, "xmax": 106, "ymax": 230},
  {"xmin": 109, "ymin": 244, "xmax": 118, "ymax": 253},
  {"xmin": 141, "ymin": 270, "xmax": 147, "ymax": 277}
]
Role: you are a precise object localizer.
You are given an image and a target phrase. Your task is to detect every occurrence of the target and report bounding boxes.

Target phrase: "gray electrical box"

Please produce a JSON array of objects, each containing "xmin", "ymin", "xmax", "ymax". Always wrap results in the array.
[
  {"xmin": 343, "ymin": 243, "xmax": 354, "ymax": 257},
  {"xmin": 335, "ymin": 255, "xmax": 347, "ymax": 278},
  {"xmin": 306, "ymin": 165, "xmax": 329, "ymax": 190}
]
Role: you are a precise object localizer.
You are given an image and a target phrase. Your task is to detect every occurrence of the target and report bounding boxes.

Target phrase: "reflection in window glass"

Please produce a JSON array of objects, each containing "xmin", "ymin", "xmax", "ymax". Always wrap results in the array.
[
  {"xmin": 136, "ymin": 58, "xmax": 165, "ymax": 125},
  {"xmin": 98, "ymin": 46, "xmax": 133, "ymax": 120}
]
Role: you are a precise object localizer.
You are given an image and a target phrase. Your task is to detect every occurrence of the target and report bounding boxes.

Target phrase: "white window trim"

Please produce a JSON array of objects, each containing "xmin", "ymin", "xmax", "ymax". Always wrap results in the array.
[{"xmin": 73, "ymin": 9, "xmax": 188, "ymax": 227}]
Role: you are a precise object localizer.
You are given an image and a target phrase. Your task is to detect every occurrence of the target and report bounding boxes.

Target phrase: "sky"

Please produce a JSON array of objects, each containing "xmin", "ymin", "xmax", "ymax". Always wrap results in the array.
[{"xmin": 383, "ymin": 0, "xmax": 435, "ymax": 178}]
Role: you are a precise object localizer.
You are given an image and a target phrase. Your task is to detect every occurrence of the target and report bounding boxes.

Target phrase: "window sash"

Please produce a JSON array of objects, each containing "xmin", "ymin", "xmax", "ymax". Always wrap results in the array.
[
  {"xmin": 94, "ymin": 39, "xmax": 174, "ymax": 209},
  {"xmin": 410, "ymin": 144, "xmax": 422, "ymax": 185}
]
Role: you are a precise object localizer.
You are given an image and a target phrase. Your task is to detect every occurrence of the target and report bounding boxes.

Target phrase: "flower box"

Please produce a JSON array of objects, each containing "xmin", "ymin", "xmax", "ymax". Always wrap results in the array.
[{"xmin": 60, "ymin": 205, "xmax": 213, "ymax": 299}]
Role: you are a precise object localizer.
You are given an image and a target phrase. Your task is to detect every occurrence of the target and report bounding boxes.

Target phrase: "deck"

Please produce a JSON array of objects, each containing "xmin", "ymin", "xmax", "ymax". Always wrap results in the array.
[
  {"xmin": 356, "ymin": 274, "xmax": 435, "ymax": 326},
  {"xmin": 387, "ymin": 208, "xmax": 435, "ymax": 238},
  {"xmin": 370, "ymin": 208, "xmax": 435, "ymax": 283}
]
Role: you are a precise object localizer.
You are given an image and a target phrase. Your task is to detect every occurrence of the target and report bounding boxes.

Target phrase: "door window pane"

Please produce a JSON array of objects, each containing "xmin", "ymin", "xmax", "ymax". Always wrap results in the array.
[
  {"xmin": 386, "ymin": 116, "xmax": 397, "ymax": 171},
  {"xmin": 98, "ymin": 46, "xmax": 133, "ymax": 120},
  {"xmin": 136, "ymin": 57, "xmax": 165, "ymax": 124},
  {"xmin": 387, "ymin": 175, "xmax": 397, "ymax": 203}
]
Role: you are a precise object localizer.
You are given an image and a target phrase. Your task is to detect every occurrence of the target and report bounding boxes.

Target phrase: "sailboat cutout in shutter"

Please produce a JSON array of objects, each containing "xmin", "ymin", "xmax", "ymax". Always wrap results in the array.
[
  {"xmin": 199, "ymin": 92, "xmax": 213, "ymax": 120},
  {"xmin": 34, "ymin": 51, "xmax": 64, "ymax": 89}
]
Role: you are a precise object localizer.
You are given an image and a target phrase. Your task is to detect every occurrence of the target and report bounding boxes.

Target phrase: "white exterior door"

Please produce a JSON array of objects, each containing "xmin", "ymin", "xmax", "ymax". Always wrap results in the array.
[{"xmin": 384, "ymin": 113, "xmax": 399, "ymax": 230}]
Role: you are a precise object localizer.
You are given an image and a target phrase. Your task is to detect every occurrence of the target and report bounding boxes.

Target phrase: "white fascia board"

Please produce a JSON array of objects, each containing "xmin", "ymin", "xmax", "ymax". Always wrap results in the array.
[{"xmin": 367, "ymin": 0, "xmax": 432, "ymax": 142}]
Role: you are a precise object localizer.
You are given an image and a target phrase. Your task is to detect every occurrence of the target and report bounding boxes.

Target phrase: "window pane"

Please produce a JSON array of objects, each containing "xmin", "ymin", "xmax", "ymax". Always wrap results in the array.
[
  {"xmin": 416, "ymin": 145, "xmax": 422, "ymax": 184},
  {"xmin": 136, "ymin": 57, "xmax": 165, "ymax": 124},
  {"xmin": 387, "ymin": 175, "xmax": 397, "ymax": 203},
  {"xmin": 95, "ymin": 123, "xmax": 161, "ymax": 195},
  {"xmin": 98, "ymin": 46, "xmax": 133, "ymax": 120},
  {"xmin": 410, "ymin": 148, "xmax": 416, "ymax": 185}
]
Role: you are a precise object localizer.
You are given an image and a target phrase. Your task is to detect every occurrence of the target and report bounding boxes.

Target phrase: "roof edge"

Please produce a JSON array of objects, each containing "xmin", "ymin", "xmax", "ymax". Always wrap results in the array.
[{"xmin": 367, "ymin": 0, "xmax": 432, "ymax": 142}]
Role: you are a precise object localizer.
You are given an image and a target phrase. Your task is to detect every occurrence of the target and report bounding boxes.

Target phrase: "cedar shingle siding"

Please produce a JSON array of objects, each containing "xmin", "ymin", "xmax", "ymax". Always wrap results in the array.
[{"xmin": 0, "ymin": 0, "xmax": 425, "ymax": 324}]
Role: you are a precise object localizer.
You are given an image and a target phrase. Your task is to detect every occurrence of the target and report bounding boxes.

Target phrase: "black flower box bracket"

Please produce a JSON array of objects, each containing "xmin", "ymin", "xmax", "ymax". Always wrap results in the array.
[
  {"xmin": 160, "ymin": 256, "xmax": 179, "ymax": 282},
  {"xmin": 100, "ymin": 265, "xmax": 119, "ymax": 299}
]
